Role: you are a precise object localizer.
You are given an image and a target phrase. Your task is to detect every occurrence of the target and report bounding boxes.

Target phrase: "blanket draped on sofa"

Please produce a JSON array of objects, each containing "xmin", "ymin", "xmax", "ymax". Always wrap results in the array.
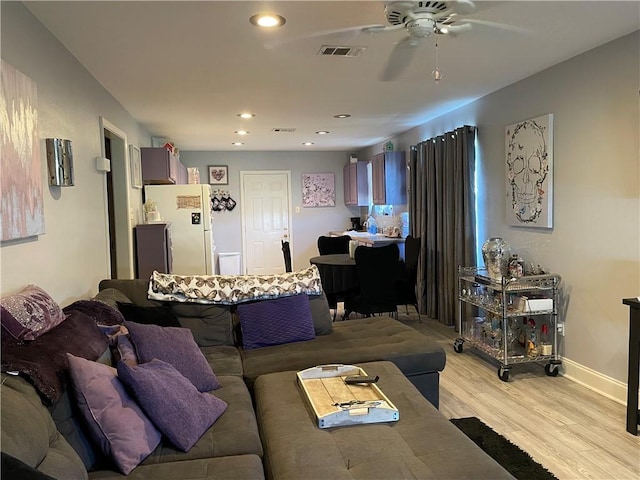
[{"xmin": 147, "ymin": 266, "xmax": 323, "ymax": 305}]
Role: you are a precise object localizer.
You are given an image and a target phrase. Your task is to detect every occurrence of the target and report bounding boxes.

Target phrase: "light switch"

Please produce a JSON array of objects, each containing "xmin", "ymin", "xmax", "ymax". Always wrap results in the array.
[{"xmin": 295, "ymin": 206, "xmax": 301, "ymax": 213}]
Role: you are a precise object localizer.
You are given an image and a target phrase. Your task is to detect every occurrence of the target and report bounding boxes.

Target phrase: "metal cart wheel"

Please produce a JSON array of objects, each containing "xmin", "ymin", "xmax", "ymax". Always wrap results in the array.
[
  {"xmin": 544, "ymin": 363, "xmax": 560, "ymax": 377},
  {"xmin": 453, "ymin": 339, "xmax": 464, "ymax": 353},
  {"xmin": 498, "ymin": 366, "xmax": 510, "ymax": 382}
]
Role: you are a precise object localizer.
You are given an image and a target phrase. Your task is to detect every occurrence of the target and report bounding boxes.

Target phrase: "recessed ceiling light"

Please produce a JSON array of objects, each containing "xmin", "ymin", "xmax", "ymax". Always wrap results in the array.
[
  {"xmin": 334, "ymin": 114, "xmax": 351, "ymax": 118},
  {"xmin": 315, "ymin": 131, "xmax": 330, "ymax": 135},
  {"xmin": 232, "ymin": 142, "xmax": 244, "ymax": 146},
  {"xmin": 302, "ymin": 142, "xmax": 314, "ymax": 146},
  {"xmin": 235, "ymin": 130, "xmax": 249, "ymax": 135},
  {"xmin": 249, "ymin": 13, "xmax": 286, "ymax": 28},
  {"xmin": 237, "ymin": 113, "xmax": 255, "ymax": 119}
]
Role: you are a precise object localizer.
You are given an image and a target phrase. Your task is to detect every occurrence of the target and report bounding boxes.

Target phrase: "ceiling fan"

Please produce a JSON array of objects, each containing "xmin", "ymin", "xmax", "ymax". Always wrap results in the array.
[
  {"xmin": 266, "ymin": 1, "xmax": 524, "ymax": 82},
  {"xmin": 365, "ymin": 1, "xmax": 479, "ymax": 81}
]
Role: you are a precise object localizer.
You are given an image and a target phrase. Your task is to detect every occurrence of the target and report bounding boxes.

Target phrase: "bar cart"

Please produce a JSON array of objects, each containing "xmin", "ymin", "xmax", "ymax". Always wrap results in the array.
[{"xmin": 453, "ymin": 266, "xmax": 562, "ymax": 381}]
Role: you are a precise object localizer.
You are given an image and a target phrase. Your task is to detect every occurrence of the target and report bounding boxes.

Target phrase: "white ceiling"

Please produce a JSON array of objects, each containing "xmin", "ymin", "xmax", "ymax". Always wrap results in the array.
[{"xmin": 25, "ymin": 1, "xmax": 640, "ymax": 152}]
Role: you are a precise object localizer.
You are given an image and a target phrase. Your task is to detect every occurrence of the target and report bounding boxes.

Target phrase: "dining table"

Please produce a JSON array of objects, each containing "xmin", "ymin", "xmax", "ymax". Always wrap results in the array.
[{"xmin": 309, "ymin": 254, "xmax": 358, "ymax": 302}]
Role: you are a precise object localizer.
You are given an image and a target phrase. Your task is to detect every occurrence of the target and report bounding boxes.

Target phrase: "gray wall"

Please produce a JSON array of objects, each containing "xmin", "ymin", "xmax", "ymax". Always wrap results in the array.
[
  {"xmin": 2, "ymin": 2, "xmax": 638, "ymax": 400},
  {"xmin": 180, "ymin": 151, "xmax": 360, "ymax": 271},
  {"xmin": 1, "ymin": 2, "xmax": 151, "ymax": 304},
  {"xmin": 359, "ymin": 31, "xmax": 640, "ymax": 397}
]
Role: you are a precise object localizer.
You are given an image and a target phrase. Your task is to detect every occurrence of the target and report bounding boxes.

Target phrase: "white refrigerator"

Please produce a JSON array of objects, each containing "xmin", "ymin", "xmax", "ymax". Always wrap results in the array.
[{"xmin": 143, "ymin": 184, "xmax": 215, "ymax": 275}]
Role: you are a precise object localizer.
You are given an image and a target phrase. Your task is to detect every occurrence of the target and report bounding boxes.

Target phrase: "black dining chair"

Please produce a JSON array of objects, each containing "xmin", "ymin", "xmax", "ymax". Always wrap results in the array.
[
  {"xmin": 396, "ymin": 235, "xmax": 421, "ymax": 322},
  {"xmin": 317, "ymin": 235, "xmax": 351, "ymax": 255},
  {"xmin": 345, "ymin": 244, "xmax": 400, "ymax": 318},
  {"xmin": 281, "ymin": 240, "xmax": 292, "ymax": 272}
]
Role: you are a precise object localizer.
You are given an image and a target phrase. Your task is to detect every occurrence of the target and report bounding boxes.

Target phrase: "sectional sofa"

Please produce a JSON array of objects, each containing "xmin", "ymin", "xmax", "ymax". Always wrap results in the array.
[{"xmin": 1, "ymin": 277, "xmax": 513, "ymax": 479}]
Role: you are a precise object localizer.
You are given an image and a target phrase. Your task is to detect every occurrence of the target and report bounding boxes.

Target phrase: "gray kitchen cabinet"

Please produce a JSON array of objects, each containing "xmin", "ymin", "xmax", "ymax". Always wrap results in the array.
[
  {"xmin": 372, "ymin": 151, "xmax": 406, "ymax": 205},
  {"xmin": 343, "ymin": 161, "xmax": 369, "ymax": 206},
  {"xmin": 141, "ymin": 147, "xmax": 183, "ymax": 184},
  {"xmin": 135, "ymin": 223, "xmax": 172, "ymax": 279}
]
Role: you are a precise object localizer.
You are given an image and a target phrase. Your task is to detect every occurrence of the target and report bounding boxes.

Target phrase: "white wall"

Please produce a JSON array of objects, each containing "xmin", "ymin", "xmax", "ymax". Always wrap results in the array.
[
  {"xmin": 1, "ymin": 2, "xmax": 150, "ymax": 304},
  {"xmin": 359, "ymin": 32, "xmax": 640, "ymax": 399},
  {"xmin": 180, "ymin": 151, "xmax": 359, "ymax": 271}
]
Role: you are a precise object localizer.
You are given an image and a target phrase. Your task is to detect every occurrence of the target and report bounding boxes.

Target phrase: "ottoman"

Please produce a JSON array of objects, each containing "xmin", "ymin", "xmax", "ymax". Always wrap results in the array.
[{"xmin": 254, "ymin": 361, "xmax": 513, "ymax": 480}]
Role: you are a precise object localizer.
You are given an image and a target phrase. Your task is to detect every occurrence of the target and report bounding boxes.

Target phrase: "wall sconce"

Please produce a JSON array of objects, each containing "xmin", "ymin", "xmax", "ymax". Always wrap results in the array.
[{"xmin": 46, "ymin": 138, "xmax": 74, "ymax": 186}]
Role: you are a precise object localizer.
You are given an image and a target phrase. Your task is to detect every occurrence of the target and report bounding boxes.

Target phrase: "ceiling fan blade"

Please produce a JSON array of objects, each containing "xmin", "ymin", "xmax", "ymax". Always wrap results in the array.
[
  {"xmin": 265, "ymin": 24, "xmax": 385, "ymax": 50},
  {"xmin": 362, "ymin": 24, "xmax": 405, "ymax": 35},
  {"xmin": 464, "ymin": 18, "xmax": 530, "ymax": 34},
  {"xmin": 379, "ymin": 37, "xmax": 421, "ymax": 82},
  {"xmin": 439, "ymin": 22, "xmax": 472, "ymax": 36},
  {"xmin": 452, "ymin": 0, "xmax": 477, "ymax": 15}
]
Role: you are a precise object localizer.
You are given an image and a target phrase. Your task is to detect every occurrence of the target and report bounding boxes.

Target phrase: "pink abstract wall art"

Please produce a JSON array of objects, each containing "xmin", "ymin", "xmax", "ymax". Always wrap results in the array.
[{"xmin": 1, "ymin": 61, "xmax": 44, "ymax": 241}]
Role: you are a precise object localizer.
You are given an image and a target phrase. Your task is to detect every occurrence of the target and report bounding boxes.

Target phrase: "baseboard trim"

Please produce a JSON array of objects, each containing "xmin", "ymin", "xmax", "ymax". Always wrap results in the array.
[{"xmin": 561, "ymin": 356, "xmax": 629, "ymax": 406}]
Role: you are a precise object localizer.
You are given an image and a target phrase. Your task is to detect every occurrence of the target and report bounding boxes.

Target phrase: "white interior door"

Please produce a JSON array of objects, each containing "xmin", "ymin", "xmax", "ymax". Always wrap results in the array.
[{"xmin": 241, "ymin": 171, "xmax": 291, "ymax": 275}]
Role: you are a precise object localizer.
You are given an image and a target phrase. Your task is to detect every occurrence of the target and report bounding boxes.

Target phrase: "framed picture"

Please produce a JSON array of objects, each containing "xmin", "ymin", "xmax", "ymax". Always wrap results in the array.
[
  {"xmin": 208, "ymin": 165, "xmax": 229, "ymax": 185},
  {"xmin": 302, "ymin": 173, "xmax": 335, "ymax": 207},
  {"xmin": 505, "ymin": 114, "xmax": 553, "ymax": 228},
  {"xmin": 1, "ymin": 60, "xmax": 44, "ymax": 240},
  {"xmin": 129, "ymin": 145, "xmax": 142, "ymax": 189}
]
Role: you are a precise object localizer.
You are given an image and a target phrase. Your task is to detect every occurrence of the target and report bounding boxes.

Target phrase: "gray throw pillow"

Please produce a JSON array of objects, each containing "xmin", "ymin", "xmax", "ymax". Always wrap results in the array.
[{"xmin": 309, "ymin": 292, "xmax": 333, "ymax": 335}]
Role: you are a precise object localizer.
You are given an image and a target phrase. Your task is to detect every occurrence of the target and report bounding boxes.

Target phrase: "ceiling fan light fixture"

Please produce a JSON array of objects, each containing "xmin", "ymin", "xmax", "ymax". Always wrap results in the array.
[
  {"xmin": 432, "ymin": 67, "xmax": 443, "ymax": 84},
  {"xmin": 302, "ymin": 142, "xmax": 314, "ymax": 146},
  {"xmin": 334, "ymin": 114, "xmax": 351, "ymax": 118},
  {"xmin": 235, "ymin": 130, "xmax": 249, "ymax": 135},
  {"xmin": 250, "ymin": 13, "xmax": 286, "ymax": 28},
  {"xmin": 315, "ymin": 131, "xmax": 330, "ymax": 135},
  {"xmin": 232, "ymin": 142, "xmax": 244, "ymax": 146},
  {"xmin": 237, "ymin": 113, "xmax": 255, "ymax": 119}
]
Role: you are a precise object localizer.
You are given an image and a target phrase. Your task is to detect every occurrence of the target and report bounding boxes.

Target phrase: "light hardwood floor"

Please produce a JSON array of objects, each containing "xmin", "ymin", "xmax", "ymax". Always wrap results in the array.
[{"xmin": 391, "ymin": 308, "xmax": 640, "ymax": 480}]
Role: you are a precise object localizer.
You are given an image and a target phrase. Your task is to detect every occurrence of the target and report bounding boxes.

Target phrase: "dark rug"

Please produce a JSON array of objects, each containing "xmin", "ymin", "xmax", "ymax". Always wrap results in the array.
[{"xmin": 450, "ymin": 417, "xmax": 558, "ymax": 480}]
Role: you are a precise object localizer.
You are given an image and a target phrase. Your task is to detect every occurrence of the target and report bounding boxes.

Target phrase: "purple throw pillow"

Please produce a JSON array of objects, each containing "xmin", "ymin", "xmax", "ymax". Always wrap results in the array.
[
  {"xmin": 115, "ymin": 335, "xmax": 138, "ymax": 366},
  {"xmin": 66, "ymin": 354, "xmax": 161, "ymax": 475},
  {"xmin": 124, "ymin": 321, "xmax": 220, "ymax": 391},
  {"xmin": 63, "ymin": 299, "xmax": 125, "ymax": 326},
  {"xmin": 237, "ymin": 294, "xmax": 315, "ymax": 350},
  {"xmin": 117, "ymin": 359, "xmax": 228, "ymax": 452},
  {"xmin": 1, "ymin": 285, "xmax": 66, "ymax": 341}
]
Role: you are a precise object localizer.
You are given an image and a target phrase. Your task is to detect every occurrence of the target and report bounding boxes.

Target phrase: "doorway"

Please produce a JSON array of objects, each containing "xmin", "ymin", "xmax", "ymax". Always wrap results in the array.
[
  {"xmin": 240, "ymin": 171, "xmax": 292, "ymax": 275},
  {"xmin": 100, "ymin": 117, "xmax": 134, "ymax": 279}
]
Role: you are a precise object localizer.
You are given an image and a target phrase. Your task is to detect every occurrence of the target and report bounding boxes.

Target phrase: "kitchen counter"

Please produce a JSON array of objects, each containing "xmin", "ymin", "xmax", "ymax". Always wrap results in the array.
[{"xmin": 329, "ymin": 231, "xmax": 405, "ymax": 247}]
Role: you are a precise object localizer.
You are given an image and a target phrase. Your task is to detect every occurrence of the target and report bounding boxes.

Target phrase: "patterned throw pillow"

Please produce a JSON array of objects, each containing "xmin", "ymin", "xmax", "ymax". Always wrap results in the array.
[
  {"xmin": 237, "ymin": 294, "xmax": 315, "ymax": 350},
  {"xmin": 117, "ymin": 359, "xmax": 228, "ymax": 452},
  {"xmin": 1, "ymin": 285, "xmax": 66, "ymax": 341}
]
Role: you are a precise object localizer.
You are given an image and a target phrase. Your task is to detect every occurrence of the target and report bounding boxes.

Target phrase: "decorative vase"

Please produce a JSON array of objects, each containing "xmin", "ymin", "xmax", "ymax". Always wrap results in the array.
[{"xmin": 481, "ymin": 237, "xmax": 511, "ymax": 281}]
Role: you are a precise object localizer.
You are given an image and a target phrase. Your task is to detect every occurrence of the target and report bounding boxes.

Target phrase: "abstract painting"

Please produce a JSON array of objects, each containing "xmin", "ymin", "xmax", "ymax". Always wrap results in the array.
[
  {"xmin": 1, "ymin": 61, "xmax": 44, "ymax": 241},
  {"xmin": 302, "ymin": 173, "xmax": 335, "ymax": 207},
  {"xmin": 505, "ymin": 114, "xmax": 553, "ymax": 228}
]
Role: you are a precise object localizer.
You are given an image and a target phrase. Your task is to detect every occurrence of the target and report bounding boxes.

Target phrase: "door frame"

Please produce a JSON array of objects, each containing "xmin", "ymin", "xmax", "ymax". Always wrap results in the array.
[
  {"xmin": 100, "ymin": 117, "xmax": 135, "ymax": 278},
  {"xmin": 240, "ymin": 170, "xmax": 293, "ymax": 274}
]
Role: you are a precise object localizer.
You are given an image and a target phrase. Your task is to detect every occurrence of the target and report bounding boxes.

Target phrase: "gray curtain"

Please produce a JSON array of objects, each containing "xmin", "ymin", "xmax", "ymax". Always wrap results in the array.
[{"xmin": 409, "ymin": 126, "xmax": 477, "ymax": 326}]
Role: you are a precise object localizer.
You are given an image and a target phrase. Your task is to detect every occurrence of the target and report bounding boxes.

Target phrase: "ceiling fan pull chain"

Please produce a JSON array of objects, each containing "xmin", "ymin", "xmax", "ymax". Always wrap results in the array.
[{"xmin": 432, "ymin": 37, "xmax": 442, "ymax": 84}]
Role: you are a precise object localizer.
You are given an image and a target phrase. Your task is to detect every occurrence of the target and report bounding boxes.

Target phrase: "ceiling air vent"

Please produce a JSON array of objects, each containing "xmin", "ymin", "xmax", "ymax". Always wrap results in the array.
[
  {"xmin": 272, "ymin": 128, "xmax": 296, "ymax": 133},
  {"xmin": 318, "ymin": 46, "xmax": 366, "ymax": 57}
]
